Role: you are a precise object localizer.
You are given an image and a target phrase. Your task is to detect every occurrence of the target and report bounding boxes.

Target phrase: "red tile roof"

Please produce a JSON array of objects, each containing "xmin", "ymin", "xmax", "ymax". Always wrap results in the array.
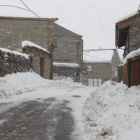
[
  {"xmin": 116, "ymin": 13, "xmax": 140, "ymax": 26},
  {"xmin": 0, "ymin": 16, "xmax": 58, "ymax": 21}
]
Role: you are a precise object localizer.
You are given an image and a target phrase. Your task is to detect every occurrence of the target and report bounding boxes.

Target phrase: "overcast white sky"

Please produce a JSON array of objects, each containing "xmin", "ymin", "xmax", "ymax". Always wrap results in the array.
[{"xmin": 0, "ymin": 0, "xmax": 140, "ymax": 58}]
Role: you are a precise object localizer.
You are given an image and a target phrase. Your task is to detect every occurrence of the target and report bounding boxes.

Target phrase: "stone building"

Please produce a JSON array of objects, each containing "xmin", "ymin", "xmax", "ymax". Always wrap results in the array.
[
  {"xmin": 53, "ymin": 23, "xmax": 83, "ymax": 81},
  {"xmin": 0, "ymin": 15, "xmax": 58, "ymax": 79},
  {"xmin": 115, "ymin": 11, "xmax": 140, "ymax": 57},
  {"xmin": 22, "ymin": 41, "xmax": 51, "ymax": 79},
  {"xmin": 115, "ymin": 11, "xmax": 140, "ymax": 87},
  {"xmin": 81, "ymin": 50, "xmax": 121, "ymax": 86}
]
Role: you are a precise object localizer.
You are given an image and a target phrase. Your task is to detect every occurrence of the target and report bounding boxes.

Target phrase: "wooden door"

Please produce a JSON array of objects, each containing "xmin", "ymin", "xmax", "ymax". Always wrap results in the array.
[{"xmin": 40, "ymin": 57, "xmax": 44, "ymax": 78}]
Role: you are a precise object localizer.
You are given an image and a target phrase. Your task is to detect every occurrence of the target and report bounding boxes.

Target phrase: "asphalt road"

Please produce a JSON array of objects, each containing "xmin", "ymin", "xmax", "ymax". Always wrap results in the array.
[{"xmin": 0, "ymin": 97, "xmax": 74, "ymax": 140}]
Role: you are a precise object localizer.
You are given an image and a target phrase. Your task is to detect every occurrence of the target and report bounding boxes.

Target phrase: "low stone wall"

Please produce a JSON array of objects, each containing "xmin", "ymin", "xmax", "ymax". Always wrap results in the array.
[
  {"xmin": 53, "ymin": 65, "xmax": 80, "ymax": 82},
  {"xmin": 0, "ymin": 49, "xmax": 32, "ymax": 77}
]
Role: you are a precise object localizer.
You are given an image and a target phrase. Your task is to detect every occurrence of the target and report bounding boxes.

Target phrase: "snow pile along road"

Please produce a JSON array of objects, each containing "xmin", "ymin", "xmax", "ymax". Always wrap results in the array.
[
  {"xmin": 0, "ymin": 72, "xmax": 82, "ymax": 99},
  {"xmin": 83, "ymin": 81, "xmax": 140, "ymax": 140}
]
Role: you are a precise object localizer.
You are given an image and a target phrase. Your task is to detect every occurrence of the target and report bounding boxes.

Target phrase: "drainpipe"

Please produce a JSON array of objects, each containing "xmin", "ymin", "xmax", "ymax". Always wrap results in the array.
[{"xmin": 127, "ymin": 59, "xmax": 131, "ymax": 87}]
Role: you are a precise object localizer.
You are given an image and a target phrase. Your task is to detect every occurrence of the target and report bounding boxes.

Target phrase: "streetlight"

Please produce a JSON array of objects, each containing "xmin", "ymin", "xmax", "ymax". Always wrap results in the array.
[{"xmin": 50, "ymin": 38, "xmax": 57, "ymax": 79}]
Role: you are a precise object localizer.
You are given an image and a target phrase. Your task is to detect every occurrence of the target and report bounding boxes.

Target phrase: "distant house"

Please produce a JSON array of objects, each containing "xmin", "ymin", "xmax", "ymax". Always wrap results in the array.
[
  {"xmin": 0, "ymin": 14, "xmax": 58, "ymax": 79},
  {"xmin": 81, "ymin": 50, "xmax": 121, "ymax": 86},
  {"xmin": 53, "ymin": 23, "xmax": 83, "ymax": 81},
  {"xmin": 115, "ymin": 11, "xmax": 140, "ymax": 57}
]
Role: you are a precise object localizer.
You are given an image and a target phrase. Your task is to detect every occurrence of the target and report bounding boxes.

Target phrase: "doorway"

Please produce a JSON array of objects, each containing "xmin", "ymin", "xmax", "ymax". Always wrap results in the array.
[{"xmin": 40, "ymin": 57, "xmax": 44, "ymax": 78}]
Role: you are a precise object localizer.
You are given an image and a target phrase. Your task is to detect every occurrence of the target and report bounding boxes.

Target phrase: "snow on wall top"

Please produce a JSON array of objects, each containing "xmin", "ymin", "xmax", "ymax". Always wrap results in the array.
[
  {"xmin": 123, "ymin": 48, "xmax": 140, "ymax": 65},
  {"xmin": 0, "ymin": 48, "xmax": 29, "ymax": 59},
  {"xmin": 22, "ymin": 41, "xmax": 50, "ymax": 54},
  {"xmin": 53, "ymin": 63, "xmax": 79, "ymax": 68},
  {"xmin": 83, "ymin": 50, "xmax": 114, "ymax": 63}
]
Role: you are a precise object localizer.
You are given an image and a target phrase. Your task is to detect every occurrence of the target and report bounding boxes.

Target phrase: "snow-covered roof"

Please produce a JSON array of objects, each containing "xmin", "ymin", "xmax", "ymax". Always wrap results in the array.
[
  {"xmin": 53, "ymin": 63, "xmax": 79, "ymax": 68},
  {"xmin": 123, "ymin": 48, "xmax": 140, "ymax": 65},
  {"xmin": 0, "ymin": 6, "xmax": 58, "ymax": 21},
  {"xmin": 116, "ymin": 11, "xmax": 140, "ymax": 25},
  {"xmin": 22, "ymin": 41, "xmax": 50, "ymax": 54},
  {"xmin": 83, "ymin": 50, "xmax": 114, "ymax": 63},
  {"xmin": 0, "ymin": 48, "xmax": 29, "ymax": 59}
]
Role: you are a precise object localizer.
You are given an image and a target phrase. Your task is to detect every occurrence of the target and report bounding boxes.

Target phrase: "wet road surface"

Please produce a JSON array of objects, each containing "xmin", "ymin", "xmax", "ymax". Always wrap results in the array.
[{"xmin": 0, "ymin": 97, "xmax": 74, "ymax": 140}]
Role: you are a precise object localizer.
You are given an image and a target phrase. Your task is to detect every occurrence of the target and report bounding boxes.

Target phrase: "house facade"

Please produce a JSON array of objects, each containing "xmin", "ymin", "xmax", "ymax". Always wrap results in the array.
[
  {"xmin": 0, "ymin": 16, "xmax": 58, "ymax": 79},
  {"xmin": 116, "ymin": 11, "xmax": 140, "ymax": 87},
  {"xmin": 81, "ymin": 50, "xmax": 121, "ymax": 86},
  {"xmin": 53, "ymin": 23, "xmax": 83, "ymax": 81},
  {"xmin": 115, "ymin": 12, "xmax": 140, "ymax": 57}
]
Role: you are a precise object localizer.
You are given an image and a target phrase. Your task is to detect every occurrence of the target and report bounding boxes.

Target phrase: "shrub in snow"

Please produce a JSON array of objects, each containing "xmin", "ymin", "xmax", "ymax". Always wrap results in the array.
[{"xmin": 83, "ymin": 81, "xmax": 140, "ymax": 140}]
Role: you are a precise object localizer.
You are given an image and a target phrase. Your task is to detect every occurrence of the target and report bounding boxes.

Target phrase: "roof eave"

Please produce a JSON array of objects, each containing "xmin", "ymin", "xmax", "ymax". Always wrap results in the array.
[{"xmin": 0, "ymin": 16, "xmax": 59, "ymax": 21}]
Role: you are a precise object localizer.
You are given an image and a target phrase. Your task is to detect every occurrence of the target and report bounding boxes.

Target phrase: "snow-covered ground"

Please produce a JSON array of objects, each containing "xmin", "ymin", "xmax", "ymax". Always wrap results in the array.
[
  {"xmin": 0, "ymin": 72, "xmax": 94, "ymax": 139},
  {"xmin": 1, "ymin": 72, "xmax": 140, "ymax": 140},
  {"xmin": 0, "ymin": 72, "xmax": 82, "ymax": 99},
  {"xmin": 83, "ymin": 81, "xmax": 140, "ymax": 140}
]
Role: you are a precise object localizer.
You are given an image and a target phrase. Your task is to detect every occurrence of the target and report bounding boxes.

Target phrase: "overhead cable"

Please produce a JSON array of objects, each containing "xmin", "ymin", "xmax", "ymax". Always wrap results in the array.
[
  {"xmin": 57, "ymin": 0, "xmax": 102, "ymax": 23},
  {"xmin": 83, "ymin": 54, "xmax": 109, "ymax": 61},
  {"xmin": 19, "ymin": 0, "xmax": 40, "ymax": 18},
  {"xmin": 0, "ymin": 5, "xmax": 30, "ymax": 11}
]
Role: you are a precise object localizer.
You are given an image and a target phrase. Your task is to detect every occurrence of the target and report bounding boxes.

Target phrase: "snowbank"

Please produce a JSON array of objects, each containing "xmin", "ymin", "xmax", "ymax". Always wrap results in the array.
[
  {"xmin": 0, "ymin": 48, "xmax": 29, "ymax": 59},
  {"xmin": 83, "ymin": 81, "xmax": 140, "ymax": 140},
  {"xmin": 0, "ymin": 72, "xmax": 82, "ymax": 99},
  {"xmin": 22, "ymin": 41, "xmax": 50, "ymax": 54},
  {"xmin": 123, "ymin": 48, "xmax": 140, "ymax": 65}
]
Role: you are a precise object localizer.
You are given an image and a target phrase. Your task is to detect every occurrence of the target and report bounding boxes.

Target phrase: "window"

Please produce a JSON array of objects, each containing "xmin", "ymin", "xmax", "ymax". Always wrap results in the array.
[
  {"xmin": 112, "ymin": 66, "xmax": 114, "ymax": 71},
  {"xmin": 115, "ymin": 66, "xmax": 118, "ymax": 76},
  {"xmin": 87, "ymin": 65, "xmax": 91, "ymax": 71},
  {"xmin": 75, "ymin": 72, "xmax": 79, "ymax": 76}
]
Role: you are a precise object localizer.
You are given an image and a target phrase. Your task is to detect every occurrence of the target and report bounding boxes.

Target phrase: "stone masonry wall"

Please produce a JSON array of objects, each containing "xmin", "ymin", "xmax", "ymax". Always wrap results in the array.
[
  {"xmin": 22, "ymin": 47, "xmax": 51, "ymax": 79},
  {"xmin": 53, "ymin": 36, "xmax": 83, "ymax": 64},
  {"xmin": 0, "ymin": 49, "xmax": 32, "ymax": 77},
  {"xmin": 118, "ymin": 16, "xmax": 140, "ymax": 57},
  {"xmin": 0, "ymin": 18, "xmax": 54, "ymax": 53}
]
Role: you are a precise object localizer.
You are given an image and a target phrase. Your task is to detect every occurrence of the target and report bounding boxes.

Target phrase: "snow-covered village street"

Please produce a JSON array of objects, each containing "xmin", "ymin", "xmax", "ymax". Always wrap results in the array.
[
  {"xmin": 1, "ymin": 1, "xmax": 140, "ymax": 140},
  {"xmin": 0, "ymin": 88, "xmax": 92, "ymax": 140},
  {"xmin": 0, "ymin": 72, "xmax": 140, "ymax": 140}
]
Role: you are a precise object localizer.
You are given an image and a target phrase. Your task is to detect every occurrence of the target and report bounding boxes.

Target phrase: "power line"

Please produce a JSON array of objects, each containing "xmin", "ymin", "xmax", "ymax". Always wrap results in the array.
[
  {"xmin": 0, "ymin": 5, "xmax": 30, "ymax": 11},
  {"xmin": 83, "ymin": 54, "xmax": 109, "ymax": 61},
  {"xmin": 57, "ymin": 0, "xmax": 102, "ymax": 23},
  {"xmin": 19, "ymin": 0, "xmax": 40, "ymax": 18},
  {"xmin": 57, "ymin": 0, "xmax": 99, "ymax": 23}
]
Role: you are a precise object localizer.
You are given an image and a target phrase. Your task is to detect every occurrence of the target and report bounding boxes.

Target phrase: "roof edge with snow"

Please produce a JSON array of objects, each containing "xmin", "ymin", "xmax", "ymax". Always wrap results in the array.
[
  {"xmin": 116, "ymin": 12, "xmax": 140, "ymax": 26},
  {"xmin": 83, "ymin": 60, "xmax": 112, "ymax": 64},
  {"xmin": 22, "ymin": 41, "xmax": 50, "ymax": 54},
  {"xmin": 123, "ymin": 48, "xmax": 140, "ymax": 65},
  {"xmin": 53, "ymin": 62, "xmax": 80, "ymax": 68}
]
